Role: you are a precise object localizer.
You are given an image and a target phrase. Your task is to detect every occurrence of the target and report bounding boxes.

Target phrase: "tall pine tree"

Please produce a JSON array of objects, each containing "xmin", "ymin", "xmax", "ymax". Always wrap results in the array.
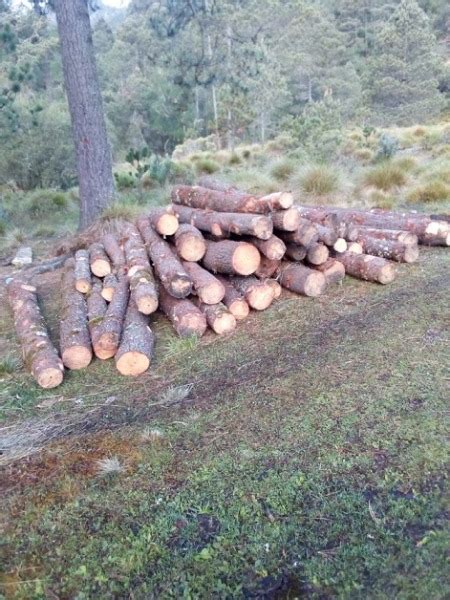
[{"xmin": 368, "ymin": 0, "xmax": 444, "ymax": 125}]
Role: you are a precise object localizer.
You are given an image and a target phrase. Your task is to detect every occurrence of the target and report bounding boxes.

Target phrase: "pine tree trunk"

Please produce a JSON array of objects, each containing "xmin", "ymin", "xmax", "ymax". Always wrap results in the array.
[
  {"xmin": 101, "ymin": 273, "xmax": 118, "ymax": 302},
  {"xmin": 271, "ymin": 208, "xmax": 300, "ymax": 232},
  {"xmin": 197, "ymin": 301, "xmax": 237, "ymax": 335},
  {"xmin": 53, "ymin": 0, "xmax": 115, "ymax": 229},
  {"xmin": 87, "ymin": 277, "xmax": 108, "ymax": 358},
  {"xmin": 102, "ymin": 233, "xmax": 126, "ymax": 271},
  {"xmin": 280, "ymin": 219, "xmax": 319, "ymax": 247},
  {"xmin": 357, "ymin": 226, "xmax": 418, "ymax": 246},
  {"xmin": 356, "ymin": 234, "xmax": 419, "ymax": 263},
  {"xmin": 255, "ymin": 256, "xmax": 281, "ymax": 278}
]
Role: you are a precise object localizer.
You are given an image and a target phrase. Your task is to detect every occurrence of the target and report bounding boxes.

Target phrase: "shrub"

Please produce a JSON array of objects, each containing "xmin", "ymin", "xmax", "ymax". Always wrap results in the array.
[
  {"xmin": 407, "ymin": 180, "xmax": 450, "ymax": 203},
  {"xmin": 376, "ymin": 133, "xmax": 399, "ymax": 160},
  {"xmin": 367, "ymin": 189, "xmax": 395, "ymax": 209},
  {"xmin": 354, "ymin": 148, "xmax": 374, "ymax": 161},
  {"xmin": 195, "ymin": 157, "xmax": 220, "ymax": 174},
  {"xmin": 25, "ymin": 190, "xmax": 69, "ymax": 218},
  {"xmin": 242, "ymin": 149, "xmax": 251, "ymax": 159},
  {"xmin": 114, "ymin": 172, "xmax": 135, "ymax": 190},
  {"xmin": 0, "ymin": 219, "xmax": 6, "ymax": 235},
  {"xmin": 413, "ymin": 126, "xmax": 426, "ymax": 137},
  {"xmin": 169, "ymin": 161, "xmax": 195, "ymax": 184},
  {"xmin": 364, "ymin": 162, "xmax": 407, "ymax": 190},
  {"xmin": 300, "ymin": 165, "xmax": 339, "ymax": 195},
  {"xmin": 270, "ymin": 158, "xmax": 296, "ymax": 181},
  {"xmin": 51, "ymin": 193, "xmax": 68, "ymax": 208},
  {"xmin": 228, "ymin": 152, "xmax": 241, "ymax": 165},
  {"xmin": 394, "ymin": 156, "xmax": 417, "ymax": 172},
  {"xmin": 34, "ymin": 225, "xmax": 56, "ymax": 237}
]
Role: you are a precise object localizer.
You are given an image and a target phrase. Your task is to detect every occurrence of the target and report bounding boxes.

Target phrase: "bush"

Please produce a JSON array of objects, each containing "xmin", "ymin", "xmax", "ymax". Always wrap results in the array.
[
  {"xmin": 376, "ymin": 133, "xmax": 399, "ymax": 160},
  {"xmin": 300, "ymin": 165, "xmax": 339, "ymax": 195},
  {"xmin": 25, "ymin": 190, "xmax": 70, "ymax": 218},
  {"xmin": 114, "ymin": 172, "xmax": 136, "ymax": 190},
  {"xmin": 407, "ymin": 180, "xmax": 450, "ymax": 203},
  {"xmin": 270, "ymin": 158, "xmax": 296, "ymax": 181},
  {"xmin": 228, "ymin": 152, "xmax": 241, "ymax": 165},
  {"xmin": 168, "ymin": 161, "xmax": 195, "ymax": 184},
  {"xmin": 0, "ymin": 219, "xmax": 6, "ymax": 235},
  {"xmin": 367, "ymin": 189, "xmax": 395, "ymax": 209},
  {"xmin": 394, "ymin": 156, "xmax": 417, "ymax": 172},
  {"xmin": 194, "ymin": 157, "xmax": 220, "ymax": 174},
  {"xmin": 364, "ymin": 162, "xmax": 407, "ymax": 190},
  {"xmin": 242, "ymin": 149, "xmax": 251, "ymax": 159},
  {"xmin": 354, "ymin": 148, "xmax": 374, "ymax": 161}
]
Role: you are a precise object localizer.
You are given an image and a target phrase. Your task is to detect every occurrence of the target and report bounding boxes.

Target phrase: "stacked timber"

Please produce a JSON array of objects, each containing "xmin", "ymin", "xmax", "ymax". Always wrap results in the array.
[{"xmin": 6, "ymin": 179, "xmax": 449, "ymax": 389}]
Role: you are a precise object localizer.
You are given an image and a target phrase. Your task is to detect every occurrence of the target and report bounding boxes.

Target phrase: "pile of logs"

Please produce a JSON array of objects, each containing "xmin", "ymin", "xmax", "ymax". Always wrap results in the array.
[{"xmin": 6, "ymin": 177, "xmax": 449, "ymax": 388}]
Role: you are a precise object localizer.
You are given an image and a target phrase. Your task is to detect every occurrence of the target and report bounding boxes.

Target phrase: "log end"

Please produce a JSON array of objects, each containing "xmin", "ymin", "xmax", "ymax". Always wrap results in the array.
[
  {"xmin": 116, "ymin": 351, "xmax": 150, "ymax": 376},
  {"xmin": 178, "ymin": 312, "xmax": 208, "ymax": 338},
  {"xmin": 157, "ymin": 214, "xmax": 179, "ymax": 236},
  {"xmin": 37, "ymin": 367, "xmax": 64, "ymax": 389},
  {"xmin": 94, "ymin": 333, "xmax": 119, "ymax": 360},
  {"xmin": 333, "ymin": 238, "xmax": 347, "ymax": 253},
  {"xmin": 378, "ymin": 263, "xmax": 396, "ymax": 284},
  {"xmin": 101, "ymin": 289, "xmax": 114, "ymax": 303},
  {"xmin": 233, "ymin": 243, "xmax": 261, "ymax": 275},
  {"xmin": 169, "ymin": 276, "xmax": 193, "ymax": 299},
  {"xmin": 75, "ymin": 280, "xmax": 92, "ymax": 294},
  {"xmin": 179, "ymin": 237, "xmax": 207, "ymax": 262},
  {"xmin": 62, "ymin": 346, "xmax": 92, "ymax": 370},
  {"xmin": 247, "ymin": 283, "xmax": 274, "ymax": 310},
  {"xmin": 211, "ymin": 311, "xmax": 237, "ymax": 335},
  {"xmin": 278, "ymin": 191, "xmax": 294, "ymax": 209},
  {"xmin": 266, "ymin": 279, "xmax": 282, "ymax": 299},
  {"xmin": 304, "ymin": 272, "xmax": 327, "ymax": 297},
  {"xmin": 91, "ymin": 260, "xmax": 111, "ymax": 278},
  {"xmin": 198, "ymin": 281, "xmax": 225, "ymax": 305},
  {"xmin": 136, "ymin": 296, "xmax": 159, "ymax": 315},
  {"xmin": 228, "ymin": 298, "xmax": 250, "ymax": 320},
  {"xmin": 404, "ymin": 244, "xmax": 420, "ymax": 264}
]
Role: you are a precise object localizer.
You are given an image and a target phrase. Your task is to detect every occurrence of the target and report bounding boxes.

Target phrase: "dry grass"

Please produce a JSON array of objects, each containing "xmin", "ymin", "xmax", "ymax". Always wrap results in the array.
[
  {"xmin": 270, "ymin": 158, "xmax": 296, "ymax": 181},
  {"xmin": 407, "ymin": 180, "xmax": 450, "ymax": 203},
  {"xmin": 363, "ymin": 161, "xmax": 407, "ymax": 191},
  {"xmin": 299, "ymin": 164, "xmax": 340, "ymax": 195}
]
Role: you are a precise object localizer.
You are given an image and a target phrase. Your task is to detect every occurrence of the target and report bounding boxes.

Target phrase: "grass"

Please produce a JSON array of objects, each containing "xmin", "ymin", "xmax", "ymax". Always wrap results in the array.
[
  {"xmin": 363, "ymin": 161, "xmax": 407, "ymax": 191},
  {"xmin": 299, "ymin": 164, "xmax": 339, "ymax": 195},
  {"xmin": 1, "ymin": 249, "xmax": 448, "ymax": 598},
  {"xmin": 407, "ymin": 180, "xmax": 450, "ymax": 203},
  {"xmin": 270, "ymin": 157, "xmax": 296, "ymax": 181}
]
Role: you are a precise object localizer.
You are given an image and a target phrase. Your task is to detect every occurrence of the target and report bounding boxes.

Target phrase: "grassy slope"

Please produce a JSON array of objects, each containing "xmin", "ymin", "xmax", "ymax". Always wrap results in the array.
[{"xmin": 1, "ymin": 248, "xmax": 448, "ymax": 599}]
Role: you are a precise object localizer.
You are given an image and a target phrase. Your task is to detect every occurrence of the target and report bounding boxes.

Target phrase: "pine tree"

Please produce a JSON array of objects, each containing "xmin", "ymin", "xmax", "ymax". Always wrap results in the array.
[{"xmin": 368, "ymin": 0, "xmax": 445, "ymax": 125}]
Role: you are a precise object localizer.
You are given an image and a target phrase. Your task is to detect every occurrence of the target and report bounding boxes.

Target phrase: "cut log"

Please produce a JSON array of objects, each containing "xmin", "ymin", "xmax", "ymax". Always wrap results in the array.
[
  {"xmin": 115, "ymin": 300, "xmax": 155, "ymax": 376},
  {"xmin": 266, "ymin": 279, "xmax": 282, "ymax": 299},
  {"xmin": 305, "ymin": 242, "xmax": 329, "ymax": 266},
  {"xmin": 197, "ymin": 301, "xmax": 237, "ymax": 334},
  {"xmin": 129, "ymin": 269, "xmax": 159, "ymax": 314},
  {"xmin": 174, "ymin": 223, "xmax": 206, "ymax": 261},
  {"xmin": 92, "ymin": 275, "xmax": 129, "ymax": 359},
  {"xmin": 86, "ymin": 277, "xmax": 107, "ymax": 358},
  {"xmin": 101, "ymin": 273, "xmax": 118, "ymax": 302},
  {"xmin": 202, "ymin": 239, "xmax": 260, "ymax": 276},
  {"xmin": 60, "ymin": 258, "xmax": 92, "ymax": 369},
  {"xmin": 315, "ymin": 224, "xmax": 338, "ymax": 247},
  {"xmin": 346, "ymin": 242, "xmax": 363, "ymax": 254},
  {"xmin": 173, "ymin": 204, "xmax": 273, "ymax": 239},
  {"xmin": 6, "ymin": 278, "xmax": 64, "ymax": 388},
  {"xmin": 196, "ymin": 178, "xmax": 295, "ymax": 210},
  {"xmin": 313, "ymin": 258, "xmax": 345, "ymax": 285},
  {"xmin": 285, "ymin": 243, "xmax": 307, "ymax": 262},
  {"xmin": 357, "ymin": 226, "xmax": 418, "ymax": 246},
  {"xmin": 357, "ymin": 234, "xmax": 419, "ymax": 263},
  {"xmin": 148, "ymin": 206, "xmax": 179, "ymax": 236},
  {"xmin": 159, "ymin": 287, "xmax": 207, "ymax": 338},
  {"xmin": 280, "ymin": 218, "xmax": 319, "ymax": 247},
  {"xmin": 102, "ymin": 233, "xmax": 126, "ymax": 270},
  {"xmin": 271, "ymin": 208, "xmax": 300, "ymax": 232},
  {"xmin": 333, "ymin": 238, "xmax": 347, "ymax": 253},
  {"xmin": 250, "ymin": 235, "xmax": 286, "ymax": 260},
  {"xmin": 172, "ymin": 185, "xmax": 293, "ymax": 214},
  {"xmin": 334, "ymin": 252, "xmax": 396, "ymax": 284},
  {"xmin": 279, "ymin": 262, "xmax": 326, "ymax": 297},
  {"xmin": 215, "ymin": 275, "xmax": 250, "ymax": 320},
  {"xmin": 74, "ymin": 249, "xmax": 92, "ymax": 293},
  {"xmin": 137, "ymin": 216, "xmax": 193, "ymax": 298},
  {"xmin": 182, "ymin": 261, "xmax": 225, "ymax": 305},
  {"xmin": 255, "ymin": 256, "xmax": 281, "ymax": 278},
  {"xmin": 123, "ymin": 224, "xmax": 151, "ymax": 277},
  {"xmin": 89, "ymin": 242, "xmax": 111, "ymax": 277},
  {"xmin": 345, "ymin": 223, "xmax": 360, "ymax": 242},
  {"xmin": 231, "ymin": 276, "xmax": 274, "ymax": 310}
]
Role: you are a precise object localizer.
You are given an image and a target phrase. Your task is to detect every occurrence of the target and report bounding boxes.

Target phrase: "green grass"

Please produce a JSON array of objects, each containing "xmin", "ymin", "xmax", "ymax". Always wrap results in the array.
[{"xmin": 1, "ymin": 250, "xmax": 448, "ymax": 598}]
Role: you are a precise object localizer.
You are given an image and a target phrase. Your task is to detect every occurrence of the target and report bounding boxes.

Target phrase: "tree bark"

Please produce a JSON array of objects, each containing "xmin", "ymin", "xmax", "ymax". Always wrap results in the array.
[
  {"xmin": 197, "ymin": 301, "xmax": 237, "ymax": 335},
  {"xmin": 285, "ymin": 243, "xmax": 307, "ymax": 262},
  {"xmin": 115, "ymin": 300, "xmax": 154, "ymax": 376},
  {"xmin": 250, "ymin": 235, "xmax": 286, "ymax": 260},
  {"xmin": 53, "ymin": 0, "xmax": 115, "ymax": 229},
  {"xmin": 148, "ymin": 207, "xmax": 179, "ymax": 237},
  {"xmin": 89, "ymin": 242, "xmax": 111, "ymax": 278},
  {"xmin": 313, "ymin": 258, "xmax": 345, "ymax": 285},
  {"xmin": 93, "ymin": 274, "xmax": 129, "ymax": 359},
  {"xmin": 102, "ymin": 233, "xmax": 126, "ymax": 271},
  {"xmin": 172, "ymin": 185, "xmax": 293, "ymax": 214},
  {"xmin": 87, "ymin": 277, "xmax": 107, "ymax": 358},
  {"xmin": 279, "ymin": 219, "xmax": 319, "ymax": 247},
  {"xmin": 101, "ymin": 273, "xmax": 117, "ymax": 302},
  {"xmin": 173, "ymin": 204, "xmax": 273, "ymax": 240},
  {"xmin": 255, "ymin": 256, "xmax": 281, "ymax": 279},
  {"xmin": 182, "ymin": 261, "xmax": 225, "ymax": 305},
  {"xmin": 74, "ymin": 249, "xmax": 92, "ymax": 293},
  {"xmin": 137, "ymin": 217, "xmax": 192, "ymax": 298},
  {"xmin": 60, "ymin": 258, "xmax": 92, "ymax": 369},
  {"xmin": 7, "ymin": 278, "xmax": 64, "ymax": 389},
  {"xmin": 159, "ymin": 287, "xmax": 207, "ymax": 338},
  {"xmin": 215, "ymin": 275, "xmax": 250, "ymax": 320},
  {"xmin": 271, "ymin": 208, "xmax": 300, "ymax": 232},
  {"xmin": 202, "ymin": 239, "xmax": 260, "ymax": 276},
  {"xmin": 305, "ymin": 242, "xmax": 329, "ymax": 266},
  {"xmin": 231, "ymin": 276, "xmax": 274, "ymax": 310},
  {"xmin": 174, "ymin": 223, "xmax": 206, "ymax": 262},
  {"xmin": 279, "ymin": 262, "xmax": 327, "ymax": 297},
  {"xmin": 356, "ymin": 234, "xmax": 419, "ymax": 263},
  {"xmin": 356, "ymin": 226, "xmax": 418, "ymax": 246},
  {"xmin": 333, "ymin": 252, "xmax": 396, "ymax": 284},
  {"xmin": 123, "ymin": 224, "xmax": 158, "ymax": 313}
]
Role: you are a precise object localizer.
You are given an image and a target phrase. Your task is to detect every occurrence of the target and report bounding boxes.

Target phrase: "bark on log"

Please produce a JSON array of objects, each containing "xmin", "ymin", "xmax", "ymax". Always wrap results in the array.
[
  {"xmin": 197, "ymin": 301, "xmax": 237, "ymax": 335},
  {"xmin": 173, "ymin": 204, "xmax": 273, "ymax": 239},
  {"xmin": 92, "ymin": 274, "xmax": 129, "ymax": 359},
  {"xmin": 202, "ymin": 239, "xmax": 260, "ymax": 276},
  {"xmin": 285, "ymin": 243, "xmax": 307, "ymax": 262},
  {"xmin": 129, "ymin": 269, "xmax": 159, "ymax": 315},
  {"xmin": 279, "ymin": 262, "xmax": 326, "ymax": 297},
  {"xmin": 148, "ymin": 207, "xmax": 179, "ymax": 237},
  {"xmin": 159, "ymin": 287, "xmax": 207, "ymax": 338},
  {"xmin": 333, "ymin": 252, "xmax": 396, "ymax": 284},
  {"xmin": 87, "ymin": 277, "xmax": 107, "ymax": 358},
  {"xmin": 215, "ymin": 275, "xmax": 250, "ymax": 320},
  {"xmin": 182, "ymin": 261, "xmax": 225, "ymax": 304},
  {"xmin": 231, "ymin": 276, "xmax": 274, "ymax": 310},
  {"xmin": 89, "ymin": 242, "xmax": 111, "ymax": 277},
  {"xmin": 6, "ymin": 278, "xmax": 64, "ymax": 388},
  {"xmin": 280, "ymin": 218, "xmax": 319, "ymax": 247},
  {"xmin": 255, "ymin": 256, "xmax": 281, "ymax": 278},
  {"xmin": 357, "ymin": 226, "xmax": 418, "ymax": 246},
  {"xmin": 315, "ymin": 224, "xmax": 338, "ymax": 247},
  {"xmin": 250, "ymin": 235, "xmax": 286, "ymax": 260},
  {"xmin": 137, "ymin": 216, "xmax": 193, "ymax": 298},
  {"xmin": 313, "ymin": 258, "xmax": 345, "ymax": 285},
  {"xmin": 271, "ymin": 208, "xmax": 300, "ymax": 232},
  {"xmin": 60, "ymin": 259, "xmax": 92, "ymax": 369},
  {"xmin": 172, "ymin": 185, "xmax": 293, "ymax": 214},
  {"xmin": 74, "ymin": 249, "xmax": 92, "ymax": 293},
  {"xmin": 305, "ymin": 242, "xmax": 329, "ymax": 266},
  {"xmin": 357, "ymin": 234, "xmax": 419, "ymax": 263},
  {"xmin": 101, "ymin": 273, "xmax": 117, "ymax": 302},
  {"xmin": 115, "ymin": 300, "xmax": 155, "ymax": 376},
  {"xmin": 174, "ymin": 223, "xmax": 206, "ymax": 262},
  {"xmin": 102, "ymin": 233, "xmax": 126, "ymax": 270},
  {"xmin": 123, "ymin": 224, "xmax": 151, "ymax": 277}
]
